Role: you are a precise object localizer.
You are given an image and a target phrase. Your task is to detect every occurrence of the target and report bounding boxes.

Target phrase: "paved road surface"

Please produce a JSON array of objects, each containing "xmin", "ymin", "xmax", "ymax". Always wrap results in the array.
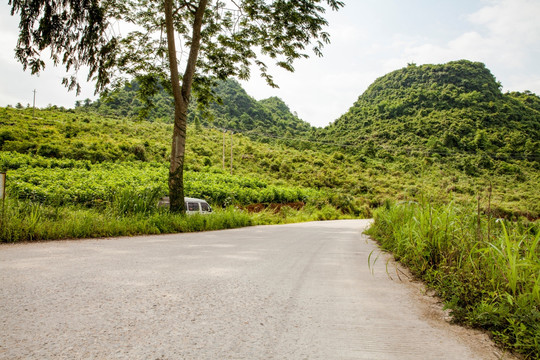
[{"xmin": 1, "ymin": 220, "xmax": 510, "ymax": 359}]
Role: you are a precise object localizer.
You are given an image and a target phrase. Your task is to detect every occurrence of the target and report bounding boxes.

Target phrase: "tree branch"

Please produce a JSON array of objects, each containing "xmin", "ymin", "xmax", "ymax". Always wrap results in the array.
[
  {"xmin": 165, "ymin": 0, "xmax": 184, "ymax": 109},
  {"xmin": 181, "ymin": 0, "xmax": 208, "ymax": 103}
]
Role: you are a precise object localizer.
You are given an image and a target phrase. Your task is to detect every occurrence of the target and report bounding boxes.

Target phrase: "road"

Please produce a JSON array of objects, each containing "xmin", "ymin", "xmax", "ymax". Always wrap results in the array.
[{"xmin": 0, "ymin": 220, "xmax": 511, "ymax": 359}]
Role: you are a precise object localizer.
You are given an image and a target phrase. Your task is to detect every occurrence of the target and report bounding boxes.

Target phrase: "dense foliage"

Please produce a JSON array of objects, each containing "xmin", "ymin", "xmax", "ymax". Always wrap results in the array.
[
  {"xmin": 1, "ymin": 151, "xmax": 321, "ymax": 208},
  {"xmin": 205, "ymin": 80, "xmax": 313, "ymax": 136},
  {"xmin": 319, "ymin": 60, "xmax": 540, "ymax": 162},
  {"xmin": 2, "ymin": 92, "xmax": 539, "ymax": 219},
  {"xmin": 81, "ymin": 78, "xmax": 314, "ymax": 137},
  {"xmin": 78, "ymin": 81, "xmax": 175, "ymax": 122}
]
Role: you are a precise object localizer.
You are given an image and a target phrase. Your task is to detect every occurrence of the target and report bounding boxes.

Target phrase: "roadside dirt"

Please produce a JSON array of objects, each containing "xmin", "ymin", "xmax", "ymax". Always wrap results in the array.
[{"xmin": 385, "ymin": 257, "xmax": 520, "ymax": 360}]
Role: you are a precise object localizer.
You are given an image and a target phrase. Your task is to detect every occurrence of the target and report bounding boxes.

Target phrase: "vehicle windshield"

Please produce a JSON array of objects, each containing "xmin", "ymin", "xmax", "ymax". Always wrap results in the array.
[
  {"xmin": 201, "ymin": 202, "xmax": 211, "ymax": 212},
  {"xmin": 186, "ymin": 202, "xmax": 199, "ymax": 211}
]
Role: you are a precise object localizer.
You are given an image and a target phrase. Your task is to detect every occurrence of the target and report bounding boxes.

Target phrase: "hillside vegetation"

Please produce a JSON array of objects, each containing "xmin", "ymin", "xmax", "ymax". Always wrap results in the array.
[
  {"xmin": 1, "ymin": 60, "xmax": 539, "ymax": 219},
  {"xmin": 320, "ymin": 60, "xmax": 539, "ymax": 160},
  {"xmin": 3, "ymin": 103, "xmax": 538, "ymax": 219},
  {"xmin": 316, "ymin": 60, "xmax": 540, "ymax": 219},
  {"xmin": 81, "ymin": 78, "xmax": 314, "ymax": 137}
]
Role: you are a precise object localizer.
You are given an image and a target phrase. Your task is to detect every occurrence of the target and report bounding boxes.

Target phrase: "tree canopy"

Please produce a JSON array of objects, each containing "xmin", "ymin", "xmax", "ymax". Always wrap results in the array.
[{"xmin": 10, "ymin": 0, "xmax": 344, "ymax": 97}]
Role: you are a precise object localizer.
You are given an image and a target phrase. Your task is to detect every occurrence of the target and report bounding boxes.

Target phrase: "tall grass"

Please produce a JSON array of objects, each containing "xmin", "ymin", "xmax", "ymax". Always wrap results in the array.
[
  {"xmin": 0, "ymin": 195, "xmax": 354, "ymax": 243},
  {"xmin": 367, "ymin": 201, "xmax": 540, "ymax": 358},
  {"xmin": 0, "ymin": 197, "xmax": 253, "ymax": 242},
  {"xmin": 111, "ymin": 187, "xmax": 163, "ymax": 216}
]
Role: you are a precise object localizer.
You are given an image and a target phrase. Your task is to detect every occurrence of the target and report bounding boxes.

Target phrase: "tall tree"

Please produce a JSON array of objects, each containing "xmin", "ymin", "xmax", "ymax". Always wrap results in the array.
[{"xmin": 9, "ymin": 0, "xmax": 344, "ymax": 211}]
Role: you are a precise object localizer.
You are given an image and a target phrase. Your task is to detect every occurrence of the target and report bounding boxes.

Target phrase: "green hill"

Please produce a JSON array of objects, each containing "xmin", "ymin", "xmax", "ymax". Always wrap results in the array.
[
  {"xmin": 319, "ymin": 60, "xmax": 540, "ymax": 162},
  {"xmin": 81, "ymin": 78, "xmax": 313, "ymax": 137},
  {"xmin": 204, "ymin": 79, "xmax": 313, "ymax": 136}
]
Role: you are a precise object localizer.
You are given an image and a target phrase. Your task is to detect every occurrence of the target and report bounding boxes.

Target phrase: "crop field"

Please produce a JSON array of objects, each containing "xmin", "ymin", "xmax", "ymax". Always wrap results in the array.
[{"xmin": 1, "ymin": 152, "xmax": 320, "ymax": 207}]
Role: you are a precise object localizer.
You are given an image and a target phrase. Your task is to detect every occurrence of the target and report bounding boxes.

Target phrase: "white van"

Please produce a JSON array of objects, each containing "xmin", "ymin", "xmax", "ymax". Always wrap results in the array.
[
  {"xmin": 158, "ymin": 197, "xmax": 213, "ymax": 214},
  {"xmin": 184, "ymin": 197, "xmax": 213, "ymax": 214}
]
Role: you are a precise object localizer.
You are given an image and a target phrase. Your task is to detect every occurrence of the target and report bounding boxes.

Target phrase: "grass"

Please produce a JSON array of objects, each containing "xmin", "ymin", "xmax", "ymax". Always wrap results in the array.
[
  {"xmin": 366, "ymin": 200, "xmax": 540, "ymax": 359},
  {"xmin": 0, "ymin": 196, "xmax": 354, "ymax": 243},
  {"xmin": 0, "ymin": 198, "xmax": 252, "ymax": 242}
]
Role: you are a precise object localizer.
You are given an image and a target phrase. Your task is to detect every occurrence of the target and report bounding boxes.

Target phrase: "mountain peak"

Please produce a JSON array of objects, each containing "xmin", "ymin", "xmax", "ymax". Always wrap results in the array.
[{"xmin": 321, "ymin": 60, "xmax": 539, "ymax": 158}]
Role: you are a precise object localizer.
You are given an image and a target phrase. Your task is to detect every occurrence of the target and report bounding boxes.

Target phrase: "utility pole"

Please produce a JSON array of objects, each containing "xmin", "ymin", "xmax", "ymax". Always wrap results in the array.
[
  {"xmin": 0, "ymin": 172, "xmax": 5, "ymax": 236},
  {"xmin": 32, "ymin": 89, "xmax": 36, "ymax": 119},
  {"xmin": 230, "ymin": 131, "xmax": 233, "ymax": 175},
  {"xmin": 222, "ymin": 130, "xmax": 226, "ymax": 170}
]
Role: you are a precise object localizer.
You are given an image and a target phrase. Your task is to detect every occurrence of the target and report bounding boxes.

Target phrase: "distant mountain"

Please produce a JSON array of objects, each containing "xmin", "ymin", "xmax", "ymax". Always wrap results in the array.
[
  {"xmin": 318, "ymin": 60, "xmax": 540, "ymax": 161},
  {"xmin": 79, "ymin": 80, "xmax": 174, "ymax": 121},
  {"xmin": 81, "ymin": 78, "xmax": 313, "ymax": 138},
  {"xmin": 199, "ymin": 79, "xmax": 313, "ymax": 137}
]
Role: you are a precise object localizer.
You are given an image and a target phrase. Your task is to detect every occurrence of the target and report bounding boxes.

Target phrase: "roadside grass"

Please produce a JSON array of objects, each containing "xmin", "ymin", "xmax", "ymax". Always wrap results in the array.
[
  {"xmin": 366, "ymin": 201, "xmax": 540, "ymax": 359},
  {"xmin": 0, "ymin": 197, "xmax": 355, "ymax": 243},
  {"xmin": 0, "ymin": 198, "xmax": 253, "ymax": 242}
]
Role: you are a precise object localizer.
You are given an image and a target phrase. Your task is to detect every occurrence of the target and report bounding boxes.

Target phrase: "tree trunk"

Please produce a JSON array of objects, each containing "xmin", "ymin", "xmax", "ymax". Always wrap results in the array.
[{"xmin": 164, "ymin": 0, "xmax": 208, "ymax": 212}]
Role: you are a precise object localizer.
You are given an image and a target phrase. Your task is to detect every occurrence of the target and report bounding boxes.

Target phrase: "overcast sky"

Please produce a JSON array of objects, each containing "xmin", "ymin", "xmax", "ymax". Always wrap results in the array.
[{"xmin": 1, "ymin": 0, "xmax": 539, "ymax": 127}]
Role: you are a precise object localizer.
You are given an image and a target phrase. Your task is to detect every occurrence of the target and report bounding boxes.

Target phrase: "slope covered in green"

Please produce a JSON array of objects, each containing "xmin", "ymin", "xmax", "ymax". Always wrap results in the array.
[
  {"xmin": 203, "ymin": 79, "xmax": 313, "ymax": 136},
  {"xmin": 1, "ymin": 103, "xmax": 539, "ymax": 219},
  {"xmin": 320, "ymin": 60, "xmax": 540, "ymax": 161},
  {"xmin": 81, "ymin": 78, "xmax": 313, "ymax": 137}
]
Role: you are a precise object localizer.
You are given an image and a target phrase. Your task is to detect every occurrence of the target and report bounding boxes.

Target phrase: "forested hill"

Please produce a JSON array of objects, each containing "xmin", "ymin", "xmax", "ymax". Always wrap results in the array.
[
  {"xmin": 318, "ymin": 60, "xmax": 540, "ymax": 160},
  {"xmin": 204, "ymin": 79, "xmax": 313, "ymax": 136},
  {"xmin": 81, "ymin": 78, "xmax": 313, "ymax": 137}
]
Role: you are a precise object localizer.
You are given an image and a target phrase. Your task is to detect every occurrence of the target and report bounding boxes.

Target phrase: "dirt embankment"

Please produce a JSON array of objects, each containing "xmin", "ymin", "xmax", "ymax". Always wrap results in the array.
[{"xmin": 242, "ymin": 201, "xmax": 305, "ymax": 213}]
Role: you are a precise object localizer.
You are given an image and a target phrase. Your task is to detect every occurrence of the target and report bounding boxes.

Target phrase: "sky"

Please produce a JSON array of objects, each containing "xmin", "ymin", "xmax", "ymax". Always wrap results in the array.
[{"xmin": 1, "ymin": 0, "xmax": 540, "ymax": 127}]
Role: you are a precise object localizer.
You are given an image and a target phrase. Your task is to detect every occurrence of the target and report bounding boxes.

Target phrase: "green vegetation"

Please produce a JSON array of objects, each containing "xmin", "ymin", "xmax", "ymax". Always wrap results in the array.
[
  {"xmin": 320, "ymin": 60, "xmax": 539, "ymax": 161},
  {"xmin": 0, "ymin": 198, "xmax": 253, "ymax": 242},
  {"xmin": 2, "ymin": 98, "xmax": 538, "ymax": 220},
  {"xmin": 0, "ymin": 105, "xmax": 351, "ymax": 242},
  {"xmin": 1, "ymin": 152, "xmax": 323, "ymax": 207},
  {"xmin": 81, "ymin": 78, "xmax": 314, "ymax": 137},
  {"xmin": 1, "ymin": 59, "xmax": 539, "ymax": 357},
  {"xmin": 367, "ymin": 201, "xmax": 539, "ymax": 358}
]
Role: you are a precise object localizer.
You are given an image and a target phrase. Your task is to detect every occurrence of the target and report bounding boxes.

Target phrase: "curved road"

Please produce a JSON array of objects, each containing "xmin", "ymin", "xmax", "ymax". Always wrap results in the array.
[{"xmin": 1, "ymin": 220, "xmax": 511, "ymax": 359}]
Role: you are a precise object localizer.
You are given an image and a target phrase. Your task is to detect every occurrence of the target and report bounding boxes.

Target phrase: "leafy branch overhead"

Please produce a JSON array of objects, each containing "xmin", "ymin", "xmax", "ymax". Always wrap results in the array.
[{"xmin": 9, "ymin": 0, "xmax": 344, "ymax": 99}]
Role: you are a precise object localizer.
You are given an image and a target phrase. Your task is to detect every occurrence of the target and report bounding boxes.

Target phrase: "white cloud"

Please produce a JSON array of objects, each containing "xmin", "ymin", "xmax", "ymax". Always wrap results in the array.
[
  {"xmin": 469, "ymin": 0, "xmax": 540, "ymax": 44},
  {"xmin": 384, "ymin": 0, "xmax": 540, "ymax": 93}
]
